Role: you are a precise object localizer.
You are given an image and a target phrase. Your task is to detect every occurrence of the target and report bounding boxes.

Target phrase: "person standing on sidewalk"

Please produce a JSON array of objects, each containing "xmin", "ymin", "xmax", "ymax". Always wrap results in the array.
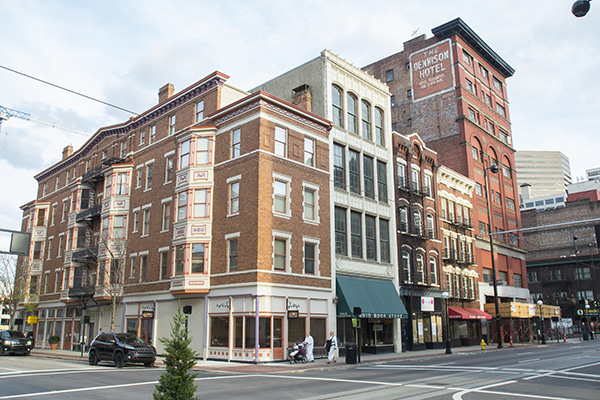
[
  {"xmin": 304, "ymin": 332, "xmax": 314, "ymax": 362},
  {"xmin": 326, "ymin": 331, "xmax": 337, "ymax": 363}
]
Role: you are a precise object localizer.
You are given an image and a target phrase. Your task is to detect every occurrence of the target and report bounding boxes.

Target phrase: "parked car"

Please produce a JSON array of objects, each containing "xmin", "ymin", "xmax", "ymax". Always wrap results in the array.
[
  {"xmin": 88, "ymin": 332, "xmax": 156, "ymax": 368},
  {"xmin": 0, "ymin": 330, "xmax": 33, "ymax": 355}
]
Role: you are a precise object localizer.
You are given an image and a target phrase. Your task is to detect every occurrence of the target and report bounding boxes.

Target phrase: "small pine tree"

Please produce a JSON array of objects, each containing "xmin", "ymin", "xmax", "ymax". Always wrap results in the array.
[{"xmin": 153, "ymin": 306, "xmax": 200, "ymax": 400}]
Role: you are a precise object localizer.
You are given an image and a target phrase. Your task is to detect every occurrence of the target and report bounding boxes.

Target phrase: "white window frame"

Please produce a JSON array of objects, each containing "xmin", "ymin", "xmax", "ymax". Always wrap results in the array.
[
  {"xmin": 302, "ymin": 182, "xmax": 319, "ymax": 224},
  {"xmin": 225, "ymin": 232, "xmax": 240, "ymax": 272},
  {"xmin": 227, "ymin": 175, "xmax": 241, "ymax": 216},
  {"xmin": 272, "ymin": 231, "xmax": 291, "ymax": 272},
  {"xmin": 132, "ymin": 207, "xmax": 140, "ymax": 233},
  {"xmin": 168, "ymin": 115, "xmax": 176, "ymax": 136},
  {"xmin": 164, "ymin": 150, "xmax": 175, "ymax": 184},
  {"xmin": 303, "ymin": 237, "xmax": 320, "ymax": 276},
  {"xmin": 141, "ymin": 204, "xmax": 151, "ymax": 237},
  {"xmin": 145, "ymin": 160, "xmax": 154, "ymax": 191},
  {"xmin": 136, "ymin": 165, "xmax": 143, "ymax": 189},
  {"xmin": 274, "ymin": 126, "xmax": 287, "ymax": 157},
  {"xmin": 161, "ymin": 198, "xmax": 172, "ymax": 232},
  {"xmin": 231, "ymin": 128, "xmax": 241, "ymax": 159},
  {"xmin": 195, "ymin": 100, "xmax": 205, "ymax": 123},
  {"xmin": 272, "ymin": 173, "xmax": 292, "ymax": 218}
]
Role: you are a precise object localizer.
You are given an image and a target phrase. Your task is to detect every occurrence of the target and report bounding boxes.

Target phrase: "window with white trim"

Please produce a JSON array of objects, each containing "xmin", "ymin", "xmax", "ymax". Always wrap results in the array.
[
  {"xmin": 350, "ymin": 211, "xmax": 362, "ymax": 258},
  {"xmin": 347, "ymin": 93, "xmax": 358, "ymax": 134},
  {"xmin": 159, "ymin": 250, "xmax": 169, "ymax": 280},
  {"xmin": 273, "ymin": 174, "xmax": 291, "ymax": 217},
  {"xmin": 165, "ymin": 155, "xmax": 174, "ymax": 183},
  {"xmin": 402, "ymin": 250, "xmax": 411, "ymax": 282},
  {"xmin": 361, "ymin": 100, "xmax": 372, "ymax": 140},
  {"xmin": 303, "ymin": 239, "xmax": 319, "ymax": 275},
  {"xmin": 136, "ymin": 166, "xmax": 143, "ymax": 189},
  {"xmin": 162, "ymin": 201, "xmax": 171, "ymax": 231},
  {"xmin": 304, "ymin": 137, "xmax": 315, "ymax": 167},
  {"xmin": 231, "ymin": 128, "xmax": 241, "ymax": 159},
  {"xmin": 194, "ymin": 188, "xmax": 209, "ymax": 218},
  {"xmin": 228, "ymin": 178, "xmax": 240, "ymax": 215},
  {"xmin": 332, "ymin": 85, "xmax": 343, "ymax": 127},
  {"xmin": 168, "ymin": 115, "xmax": 176, "ymax": 136},
  {"xmin": 145, "ymin": 163, "xmax": 153, "ymax": 190},
  {"xmin": 177, "ymin": 191, "xmax": 187, "ymax": 221},
  {"xmin": 429, "ymin": 256, "xmax": 438, "ymax": 285},
  {"xmin": 191, "ymin": 243, "xmax": 205, "ymax": 273},
  {"xmin": 195, "ymin": 101, "xmax": 204, "ymax": 123},
  {"xmin": 375, "ymin": 107, "xmax": 384, "ymax": 146},
  {"xmin": 335, "ymin": 207, "xmax": 347, "ymax": 256},
  {"xmin": 149, "ymin": 125, "xmax": 156, "ymax": 144},
  {"xmin": 142, "ymin": 208, "xmax": 150, "ymax": 236},
  {"xmin": 303, "ymin": 184, "xmax": 318, "ymax": 223},
  {"xmin": 226, "ymin": 233, "xmax": 240, "ymax": 272},
  {"xmin": 416, "ymin": 254, "xmax": 424, "ymax": 284},
  {"xmin": 132, "ymin": 210, "xmax": 140, "ymax": 232},
  {"xmin": 180, "ymin": 140, "xmax": 190, "ymax": 169},
  {"xmin": 196, "ymin": 137, "xmax": 210, "ymax": 164},
  {"xmin": 365, "ymin": 215, "xmax": 377, "ymax": 261},
  {"xmin": 175, "ymin": 245, "xmax": 185, "ymax": 275},
  {"xmin": 274, "ymin": 126, "xmax": 287, "ymax": 157},
  {"xmin": 273, "ymin": 233, "xmax": 291, "ymax": 271}
]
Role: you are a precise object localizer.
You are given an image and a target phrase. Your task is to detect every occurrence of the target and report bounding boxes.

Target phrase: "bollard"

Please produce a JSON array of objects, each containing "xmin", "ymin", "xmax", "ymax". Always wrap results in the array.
[
  {"xmin": 481, "ymin": 339, "xmax": 486, "ymax": 350},
  {"xmin": 510, "ymin": 335, "xmax": 513, "ymax": 348},
  {"xmin": 564, "ymin": 333, "xmax": 567, "ymax": 343}
]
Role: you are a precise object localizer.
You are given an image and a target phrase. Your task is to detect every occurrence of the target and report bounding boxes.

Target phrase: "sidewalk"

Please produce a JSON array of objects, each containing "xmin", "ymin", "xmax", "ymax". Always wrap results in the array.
[{"xmin": 30, "ymin": 338, "xmax": 582, "ymax": 374}]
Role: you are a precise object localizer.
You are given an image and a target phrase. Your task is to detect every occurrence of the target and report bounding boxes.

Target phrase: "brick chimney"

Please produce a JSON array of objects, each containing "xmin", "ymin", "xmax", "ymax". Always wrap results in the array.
[
  {"xmin": 292, "ymin": 85, "xmax": 311, "ymax": 112},
  {"xmin": 62, "ymin": 145, "xmax": 73, "ymax": 160},
  {"xmin": 158, "ymin": 83, "xmax": 175, "ymax": 104}
]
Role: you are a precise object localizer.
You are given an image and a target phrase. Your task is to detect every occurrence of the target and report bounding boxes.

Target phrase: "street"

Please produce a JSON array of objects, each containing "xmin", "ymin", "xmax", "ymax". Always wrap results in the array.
[{"xmin": 0, "ymin": 341, "xmax": 599, "ymax": 399}]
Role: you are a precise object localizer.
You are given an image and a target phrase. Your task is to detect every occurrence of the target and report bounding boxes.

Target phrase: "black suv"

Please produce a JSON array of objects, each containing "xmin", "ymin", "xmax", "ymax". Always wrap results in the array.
[
  {"xmin": 0, "ymin": 330, "xmax": 33, "ymax": 355},
  {"xmin": 88, "ymin": 332, "xmax": 156, "ymax": 368}
]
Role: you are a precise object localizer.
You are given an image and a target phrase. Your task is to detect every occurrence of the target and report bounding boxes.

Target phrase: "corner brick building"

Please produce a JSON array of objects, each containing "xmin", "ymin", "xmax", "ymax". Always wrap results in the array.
[{"xmin": 18, "ymin": 72, "xmax": 334, "ymax": 362}]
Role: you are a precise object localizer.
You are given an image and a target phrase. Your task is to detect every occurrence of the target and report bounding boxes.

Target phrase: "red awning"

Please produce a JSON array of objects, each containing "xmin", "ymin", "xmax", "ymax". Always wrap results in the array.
[
  {"xmin": 466, "ymin": 308, "xmax": 492, "ymax": 320},
  {"xmin": 448, "ymin": 307, "xmax": 476, "ymax": 319}
]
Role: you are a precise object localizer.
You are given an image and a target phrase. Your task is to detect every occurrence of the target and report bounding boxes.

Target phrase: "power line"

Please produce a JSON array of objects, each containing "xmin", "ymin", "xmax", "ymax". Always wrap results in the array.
[{"xmin": 0, "ymin": 64, "xmax": 139, "ymax": 116}]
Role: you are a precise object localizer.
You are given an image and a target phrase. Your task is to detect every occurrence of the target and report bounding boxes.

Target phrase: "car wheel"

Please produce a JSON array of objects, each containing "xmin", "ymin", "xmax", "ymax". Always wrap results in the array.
[
  {"xmin": 89, "ymin": 351, "xmax": 98, "ymax": 366},
  {"xmin": 144, "ymin": 361, "xmax": 154, "ymax": 368},
  {"xmin": 114, "ymin": 352, "xmax": 125, "ymax": 369}
]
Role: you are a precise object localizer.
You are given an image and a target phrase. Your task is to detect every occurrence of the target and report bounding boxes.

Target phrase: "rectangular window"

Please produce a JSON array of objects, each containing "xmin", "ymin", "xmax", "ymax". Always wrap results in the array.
[
  {"xmin": 379, "ymin": 219, "xmax": 390, "ymax": 263},
  {"xmin": 149, "ymin": 125, "xmax": 156, "ymax": 143},
  {"xmin": 114, "ymin": 215, "xmax": 125, "ymax": 239},
  {"xmin": 231, "ymin": 128, "xmax": 241, "ymax": 158},
  {"xmin": 116, "ymin": 172, "xmax": 127, "ymax": 195},
  {"xmin": 479, "ymin": 64, "xmax": 489, "ymax": 79},
  {"xmin": 195, "ymin": 100, "xmax": 204, "ymax": 123},
  {"xmin": 333, "ymin": 144, "xmax": 345, "ymax": 189},
  {"xmin": 363, "ymin": 155, "xmax": 374, "ymax": 199},
  {"xmin": 130, "ymin": 257, "xmax": 136, "ymax": 278},
  {"xmin": 178, "ymin": 192, "xmax": 187, "ymax": 221},
  {"xmin": 175, "ymin": 245, "xmax": 185, "ymax": 275},
  {"xmin": 142, "ymin": 209, "xmax": 150, "ymax": 236},
  {"xmin": 274, "ymin": 238, "xmax": 287, "ymax": 271},
  {"xmin": 139, "ymin": 255, "xmax": 147, "ymax": 282},
  {"xmin": 391, "ymin": 95, "xmax": 396, "ymax": 108},
  {"xmin": 399, "ymin": 207, "xmax": 408, "ymax": 232},
  {"xmin": 350, "ymin": 211, "xmax": 362, "ymax": 258},
  {"xmin": 273, "ymin": 180, "xmax": 288, "ymax": 214},
  {"xmin": 229, "ymin": 239, "xmax": 238, "ymax": 271},
  {"xmin": 479, "ymin": 221, "xmax": 487, "ymax": 235},
  {"xmin": 229, "ymin": 181, "xmax": 239, "ymax": 214},
  {"xmin": 120, "ymin": 141, "xmax": 128, "ymax": 158},
  {"xmin": 165, "ymin": 155, "xmax": 174, "ymax": 183},
  {"xmin": 493, "ymin": 77, "xmax": 503, "ymax": 91},
  {"xmin": 332, "ymin": 85, "xmax": 343, "ymax": 127},
  {"xmin": 411, "ymin": 168, "xmax": 420, "ymax": 192},
  {"xmin": 105, "ymin": 174, "xmax": 112, "ymax": 197},
  {"xmin": 162, "ymin": 202, "xmax": 171, "ymax": 231},
  {"xmin": 274, "ymin": 126, "xmax": 287, "ymax": 157},
  {"xmin": 424, "ymin": 174, "xmax": 432, "ymax": 197},
  {"xmin": 472, "ymin": 147, "xmax": 479, "ymax": 161},
  {"xmin": 145, "ymin": 164, "xmax": 153, "ymax": 190},
  {"xmin": 180, "ymin": 140, "xmax": 190, "ymax": 168},
  {"xmin": 365, "ymin": 215, "xmax": 376, "ymax": 261},
  {"xmin": 349, "ymin": 149, "xmax": 360, "ymax": 194},
  {"xmin": 335, "ymin": 207, "xmax": 347, "ymax": 256},
  {"xmin": 304, "ymin": 137, "xmax": 315, "ymax": 166},
  {"xmin": 475, "ymin": 183, "xmax": 483, "ymax": 196},
  {"xmin": 136, "ymin": 167, "xmax": 143, "ymax": 188},
  {"xmin": 46, "ymin": 238, "xmax": 53, "ymax": 260},
  {"xmin": 194, "ymin": 189, "xmax": 208, "ymax": 218},
  {"xmin": 347, "ymin": 94, "xmax": 358, "ymax": 134},
  {"xmin": 191, "ymin": 244, "xmax": 205, "ymax": 273},
  {"xmin": 168, "ymin": 115, "xmax": 176, "ymax": 135},
  {"xmin": 496, "ymin": 103, "xmax": 506, "ymax": 117},
  {"xmin": 386, "ymin": 69, "xmax": 394, "ymax": 82},
  {"xmin": 465, "ymin": 78, "xmax": 475, "ymax": 93},
  {"xmin": 377, "ymin": 161, "xmax": 388, "ymax": 202},
  {"xmin": 506, "ymin": 198, "xmax": 515, "ymax": 211},
  {"xmin": 304, "ymin": 242, "xmax": 316, "ymax": 274},
  {"xmin": 33, "ymin": 242, "xmax": 42, "ymax": 260},
  {"xmin": 133, "ymin": 211, "xmax": 139, "ymax": 232},
  {"xmin": 303, "ymin": 187, "xmax": 316, "ymax": 221},
  {"xmin": 140, "ymin": 131, "xmax": 146, "ymax": 145},
  {"xmin": 462, "ymin": 50, "xmax": 473, "ymax": 65},
  {"xmin": 397, "ymin": 163, "xmax": 406, "ymax": 188},
  {"xmin": 51, "ymin": 204, "xmax": 56, "ymax": 226},
  {"xmin": 160, "ymin": 252, "xmax": 169, "ymax": 280},
  {"xmin": 36, "ymin": 209, "xmax": 46, "ymax": 227},
  {"xmin": 196, "ymin": 137, "xmax": 210, "ymax": 164}
]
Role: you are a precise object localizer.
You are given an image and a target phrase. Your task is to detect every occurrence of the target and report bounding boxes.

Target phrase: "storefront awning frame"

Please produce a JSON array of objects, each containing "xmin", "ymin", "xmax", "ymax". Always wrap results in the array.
[{"xmin": 336, "ymin": 274, "xmax": 408, "ymax": 319}]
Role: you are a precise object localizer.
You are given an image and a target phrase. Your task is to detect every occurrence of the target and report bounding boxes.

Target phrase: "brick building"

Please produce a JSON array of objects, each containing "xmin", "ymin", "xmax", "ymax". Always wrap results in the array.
[
  {"xmin": 255, "ymin": 50, "xmax": 407, "ymax": 353},
  {"xmin": 521, "ymin": 197, "xmax": 600, "ymax": 325},
  {"xmin": 394, "ymin": 133, "xmax": 445, "ymax": 350},
  {"xmin": 18, "ymin": 72, "xmax": 335, "ymax": 362},
  {"xmin": 363, "ymin": 19, "xmax": 530, "ymax": 332}
]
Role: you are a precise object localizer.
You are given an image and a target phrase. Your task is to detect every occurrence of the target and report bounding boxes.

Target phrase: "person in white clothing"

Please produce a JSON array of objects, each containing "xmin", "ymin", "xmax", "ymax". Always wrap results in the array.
[
  {"xmin": 326, "ymin": 330, "xmax": 337, "ymax": 363},
  {"xmin": 304, "ymin": 332, "xmax": 314, "ymax": 362}
]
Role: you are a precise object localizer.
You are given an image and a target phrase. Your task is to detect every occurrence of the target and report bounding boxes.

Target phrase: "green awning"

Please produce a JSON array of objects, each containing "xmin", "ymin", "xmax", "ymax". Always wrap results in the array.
[{"xmin": 336, "ymin": 274, "xmax": 407, "ymax": 319}]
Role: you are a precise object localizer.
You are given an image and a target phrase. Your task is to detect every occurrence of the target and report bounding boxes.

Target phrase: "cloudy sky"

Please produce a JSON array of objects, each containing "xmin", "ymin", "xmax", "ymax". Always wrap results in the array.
[{"xmin": 1, "ymin": 0, "xmax": 598, "ymax": 242}]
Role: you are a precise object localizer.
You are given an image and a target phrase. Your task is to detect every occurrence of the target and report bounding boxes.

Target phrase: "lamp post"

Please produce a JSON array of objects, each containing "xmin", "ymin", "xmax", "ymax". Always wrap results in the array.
[
  {"xmin": 483, "ymin": 163, "xmax": 503, "ymax": 349},
  {"xmin": 537, "ymin": 299, "xmax": 546, "ymax": 344},
  {"xmin": 441, "ymin": 291, "xmax": 451, "ymax": 354},
  {"xmin": 585, "ymin": 303, "xmax": 592, "ymax": 340}
]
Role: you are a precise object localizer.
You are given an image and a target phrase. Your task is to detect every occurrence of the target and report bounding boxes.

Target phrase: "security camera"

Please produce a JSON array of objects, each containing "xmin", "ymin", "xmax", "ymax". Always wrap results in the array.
[{"xmin": 572, "ymin": 0, "xmax": 591, "ymax": 17}]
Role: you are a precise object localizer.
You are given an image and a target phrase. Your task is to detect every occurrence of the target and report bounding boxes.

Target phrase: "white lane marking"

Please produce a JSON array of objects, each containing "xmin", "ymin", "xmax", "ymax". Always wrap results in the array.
[
  {"xmin": 518, "ymin": 358, "xmax": 541, "ymax": 363},
  {"xmin": 433, "ymin": 361, "xmax": 456, "ymax": 366},
  {"xmin": 522, "ymin": 360, "xmax": 600, "ymax": 381},
  {"xmin": 517, "ymin": 352, "xmax": 535, "ymax": 356},
  {"xmin": 452, "ymin": 380, "xmax": 578, "ymax": 400},
  {"xmin": 0, "ymin": 374, "xmax": 253, "ymax": 399},
  {"xmin": 0, "ymin": 367, "xmax": 151, "ymax": 379}
]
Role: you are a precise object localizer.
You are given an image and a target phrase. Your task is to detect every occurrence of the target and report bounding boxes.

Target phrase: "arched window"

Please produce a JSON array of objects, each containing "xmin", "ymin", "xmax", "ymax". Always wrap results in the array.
[
  {"xmin": 416, "ymin": 254, "xmax": 424, "ymax": 284},
  {"xmin": 399, "ymin": 207, "xmax": 408, "ymax": 232},
  {"xmin": 361, "ymin": 100, "xmax": 371, "ymax": 140},
  {"xmin": 429, "ymin": 256, "xmax": 437, "ymax": 285},
  {"xmin": 471, "ymin": 137, "xmax": 482, "ymax": 161},
  {"xmin": 375, "ymin": 107, "xmax": 384, "ymax": 146},
  {"xmin": 347, "ymin": 93, "xmax": 358, "ymax": 134},
  {"xmin": 413, "ymin": 210, "xmax": 422, "ymax": 235},
  {"xmin": 332, "ymin": 85, "xmax": 343, "ymax": 128},
  {"xmin": 426, "ymin": 213, "xmax": 434, "ymax": 238},
  {"xmin": 402, "ymin": 250, "xmax": 411, "ymax": 282},
  {"xmin": 502, "ymin": 156, "xmax": 512, "ymax": 178}
]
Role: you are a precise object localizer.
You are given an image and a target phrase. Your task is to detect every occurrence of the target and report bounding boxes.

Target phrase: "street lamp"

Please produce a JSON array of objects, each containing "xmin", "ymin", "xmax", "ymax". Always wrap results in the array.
[
  {"xmin": 572, "ymin": 0, "xmax": 591, "ymax": 17},
  {"xmin": 441, "ymin": 291, "xmax": 451, "ymax": 354},
  {"xmin": 585, "ymin": 303, "xmax": 591, "ymax": 340},
  {"xmin": 537, "ymin": 299, "xmax": 546, "ymax": 344},
  {"xmin": 483, "ymin": 162, "xmax": 503, "ymax": 349}
]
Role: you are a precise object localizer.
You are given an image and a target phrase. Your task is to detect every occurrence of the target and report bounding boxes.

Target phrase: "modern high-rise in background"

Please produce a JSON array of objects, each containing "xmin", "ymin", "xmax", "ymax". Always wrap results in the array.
[{"xmin": 515, "ymin": 150, "xmax": 572, "ymax": 200}]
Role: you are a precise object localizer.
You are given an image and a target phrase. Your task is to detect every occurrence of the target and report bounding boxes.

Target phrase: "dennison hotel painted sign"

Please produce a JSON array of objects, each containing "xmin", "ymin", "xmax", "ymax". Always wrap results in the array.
[{"xmin": 410, "ymin": 39, "xmax": 454, "ymax": 101}]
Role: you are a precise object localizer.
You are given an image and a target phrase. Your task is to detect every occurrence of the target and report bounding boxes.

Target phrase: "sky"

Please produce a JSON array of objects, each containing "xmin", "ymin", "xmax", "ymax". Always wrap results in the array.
[{"xmin": 1, "ymin": 0, "xmax": 598, "ymax": 245}]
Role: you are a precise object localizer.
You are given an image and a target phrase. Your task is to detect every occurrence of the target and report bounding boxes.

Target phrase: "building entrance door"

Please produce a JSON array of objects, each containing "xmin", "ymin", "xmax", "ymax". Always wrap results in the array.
[
  {"xmin": 141, "ymin": 318, "xmax": 153, "ymax": 344},
  {"xmin": 273, "ymin": 317, "xmax": 283, "ymax": 360},
  {"xmin": 63, "ymin": 321, "xmax": 72, "ymax": 350}
]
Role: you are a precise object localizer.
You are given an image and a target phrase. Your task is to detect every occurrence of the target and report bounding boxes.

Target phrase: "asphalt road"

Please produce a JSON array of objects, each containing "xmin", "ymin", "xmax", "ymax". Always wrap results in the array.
[{"xmin": 0, "ymin": 341, "xmax": 599, "ymax": 399}]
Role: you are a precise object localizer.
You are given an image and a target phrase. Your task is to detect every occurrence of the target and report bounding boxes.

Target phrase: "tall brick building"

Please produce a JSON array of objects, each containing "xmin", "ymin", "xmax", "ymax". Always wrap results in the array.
[
  {"xmin": 364, "ymin": 19, "xmax": 529, "ymax": 328},
  {"xmin": 18, "ymin": 72, "xmax": 335, "ymax": 362}
]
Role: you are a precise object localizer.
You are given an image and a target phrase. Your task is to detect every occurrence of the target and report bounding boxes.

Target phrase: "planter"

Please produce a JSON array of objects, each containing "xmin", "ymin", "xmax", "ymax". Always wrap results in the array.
[{"xmin": 50, "ymin": 343, "xmax": 58, "ymax": 350}]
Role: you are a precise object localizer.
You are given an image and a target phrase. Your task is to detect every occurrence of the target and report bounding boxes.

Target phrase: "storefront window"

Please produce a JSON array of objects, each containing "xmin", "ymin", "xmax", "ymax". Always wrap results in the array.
[
  {"xmin": 234, "ymin": 317, "xmax": 243, "ymax": 348},
  {"xmin": 127, "ymin": 318, "xmax": 138, "ymax": 335},
  {"xmin": 412, "ymin": 313, "xmax": 424, "ymax": 344},
  {"xmin": 245, "ymin": 317, "xmax": 270, "ymax": 349},
  {"xmin": 288, "ymin": 318, "xmax": 305, "ymax": 345},
  {"xmin": 211, "ymin": 317, "xmax": 229, "ymax": 347},
  {"xmin": 310, "ymin": 318, "xmax": 327, "ymax": 347}
]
